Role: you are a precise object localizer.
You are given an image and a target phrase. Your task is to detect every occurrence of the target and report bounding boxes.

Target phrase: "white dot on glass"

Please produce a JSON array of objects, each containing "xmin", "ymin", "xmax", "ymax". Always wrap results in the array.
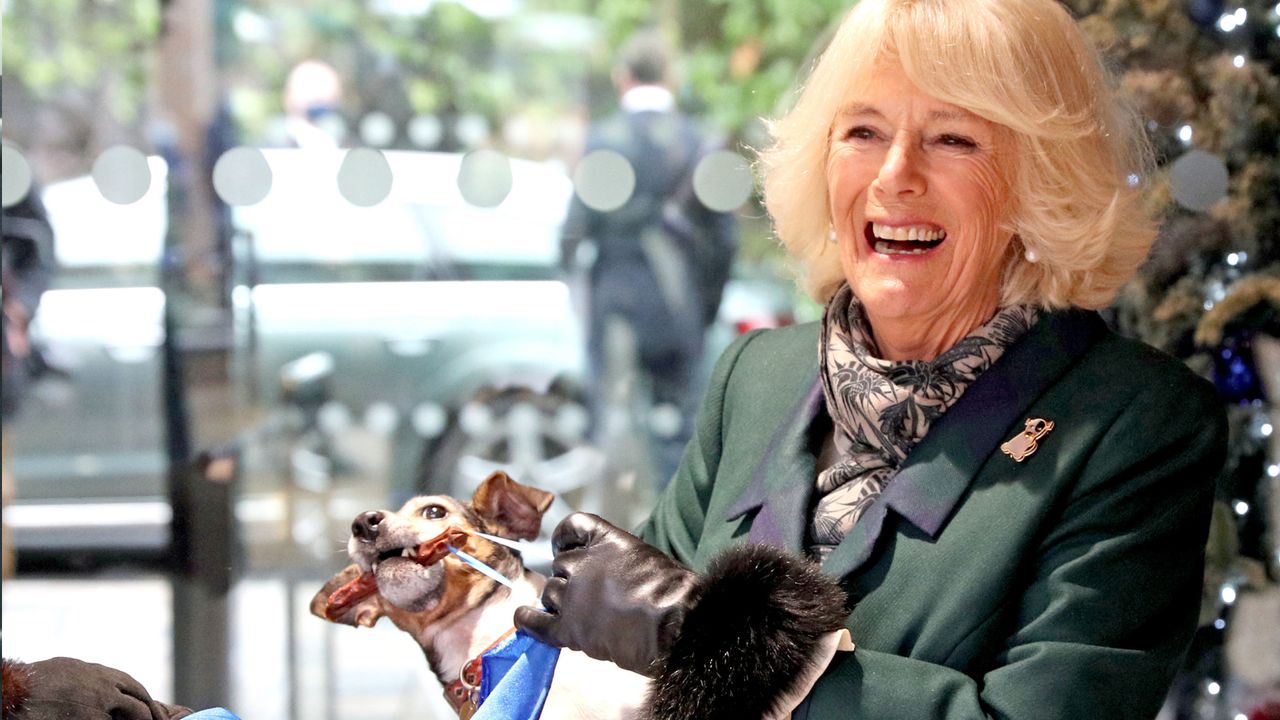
[
  {"xmin": 554, "ymin": 402, "xmax": 590, "ymax": 440},
  {"xmin": 457, "ymin": 149, "xmax": 513, "ymax": 208},
  {"xmin": 364, "ymin": 402, "xmax": 400, "ymax": 434},
  {"xmin": 1227, "ymin": 252, "xmax": 1240, "ymax": 266},
  {"xmin": 1234, "ymin": 500, "xmax": 1250, "ymax": 515},
  {"xmin": 1233, "ymin": 54, "xmax": 1246, "ymax": 68},
  {"xmin": 1218, "ymin": 14, "xmax": 1237, "ymax": 31},
  {"xmin": 359, "ymin": 111, "xmax": 397, "ymax": 147},
  {"xmin": 1207, "ymin": 681, "xmax": 1221, "ymax": 696},
  {"xmin": 1267, "ymin": 463, "xmax": 1279, "ymax": 477},
  {"xmin": 317, "ymin": 402, "xmax": 353, "ymax": 435},
  {"xmin": 649, "ymin": 403, "xmax": 684, "ymax": 439},
  {"xmin": 316, "ymin": 114, "xmax": 349, "ymax": 145},
  {"xmin": 1234, "ymin": 7, "xmax": 1247, "ymax": 22},
  {"xmin": 1169, "ymin": 150, "xmax": 1229, "ymax": 212},
  {"xmin": 1262, "ymin": 422, "xmax": 1273, "ymax": 437},
  {"xmin": 212, "ymin": 146, "xmax": 273, "ymax": 206},
  {"xmin": 1, "ymin": 144, "xmax": 34, "ymax": 208},
  {"xmin": 459, "ymin": 402, "xmax": 495, "ymax": 436},
  {"xmin": 1221, "ymin": 586, "xmax": 1237, "ymax": 604},
  {"xmin": 92, "ymin": 145, "xmax": 152, "ymax": 205},
  {"xmin": 1213, "ymin": 618, "xmax": 1226, "ymax": 630},
  {"xmin": 1177, "ymin": 125, "xmax": 1194, "ymax": 144},
  {"xmin": 573, "ymin": 150, "xmax": 636, "ymax": 212},
  {"xmin": 412, "ymin": 403, "xmax": 448, "ymax": 438},
  {"xmin": 692, "ymin": 150, "xmax": 754, "ymax": 213},
  {"xmin": 455, "ymin": 113, "xmax": 490, "ymax": 148},
  {"xmin": 1236, "ymin": 714, "xmax": 1249, "ymax": 720},
  {"xmin": 408, "ymin": 114, "xmax": 443, "ymax": 148},
  {"xmin": 337, "ymin": 148, "xmax": 393, "ymax": 207}
]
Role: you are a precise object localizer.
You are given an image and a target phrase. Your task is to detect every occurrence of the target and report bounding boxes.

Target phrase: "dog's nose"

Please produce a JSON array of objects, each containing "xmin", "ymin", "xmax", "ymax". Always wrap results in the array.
[{"xmin": 352, "ymin": 511, "xmax": 384, "ymax": 543}]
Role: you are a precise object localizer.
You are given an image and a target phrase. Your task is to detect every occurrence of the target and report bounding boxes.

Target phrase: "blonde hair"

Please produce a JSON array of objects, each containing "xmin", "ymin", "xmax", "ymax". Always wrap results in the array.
[{"xmin": 759, "ymin": 0, "xmax": 1156, "ymax": 308}]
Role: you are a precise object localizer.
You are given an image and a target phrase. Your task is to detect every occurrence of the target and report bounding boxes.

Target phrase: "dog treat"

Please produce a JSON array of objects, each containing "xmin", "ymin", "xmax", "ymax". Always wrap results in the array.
[
  {"xmin": 416, "ymin": 527, "xmax": 470, "ymax": 566},
  {"xmin": 325, "ymin": 571, "xmax": 379, "ymax": 620}
]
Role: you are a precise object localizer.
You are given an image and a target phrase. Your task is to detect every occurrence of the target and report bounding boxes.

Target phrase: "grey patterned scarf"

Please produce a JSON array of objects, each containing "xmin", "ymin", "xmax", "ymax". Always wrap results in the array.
[{"xmin": 808, "ymin": 283, "xmax": 1039, "ymax": 560}]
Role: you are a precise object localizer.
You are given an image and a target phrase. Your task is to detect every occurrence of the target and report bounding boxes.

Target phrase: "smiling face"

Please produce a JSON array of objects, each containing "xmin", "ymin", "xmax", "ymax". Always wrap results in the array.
[{"xmin": 827, "ymin": 62, "xmax": 1016, "ymax": 360}]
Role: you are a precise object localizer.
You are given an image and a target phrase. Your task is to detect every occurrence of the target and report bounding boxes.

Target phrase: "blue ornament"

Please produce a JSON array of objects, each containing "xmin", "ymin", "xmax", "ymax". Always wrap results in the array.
[
  {"xmin": 1212, "ymin": 336, "xmax": 1264, "ymax": 403},
  {"xmin": 1185, "ymin": 0, "xmax": 1225, "ymax": 28}
]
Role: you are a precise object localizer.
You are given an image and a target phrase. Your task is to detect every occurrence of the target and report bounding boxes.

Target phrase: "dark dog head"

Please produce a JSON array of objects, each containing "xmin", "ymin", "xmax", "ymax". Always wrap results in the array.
[{"xmin": 310, "ymin": 471, "xmax": 553, "ymax": 635}]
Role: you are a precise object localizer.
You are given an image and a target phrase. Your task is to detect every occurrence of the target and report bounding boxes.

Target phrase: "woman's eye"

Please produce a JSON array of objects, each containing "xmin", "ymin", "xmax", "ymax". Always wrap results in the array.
[
  {"xmin": 846, "ymin": 125, "xmax": 878, "ymax": 141},
  {"xmin": 936, "ymin": 134, "xmax": 977, "ymax": 149},
  {"xmin": 421, "ymin": 504, "xmax": 447, "ymax": 520}
]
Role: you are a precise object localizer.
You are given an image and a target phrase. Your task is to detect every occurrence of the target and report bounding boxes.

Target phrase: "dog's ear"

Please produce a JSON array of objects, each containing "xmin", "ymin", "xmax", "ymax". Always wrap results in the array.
[
  {"xmin": 472, "ymin": 471, "xmax": 554, "ymax": 541},
  {"xmin": 311, "ymin": 564, "xmax": 384, "ymax": 628}
]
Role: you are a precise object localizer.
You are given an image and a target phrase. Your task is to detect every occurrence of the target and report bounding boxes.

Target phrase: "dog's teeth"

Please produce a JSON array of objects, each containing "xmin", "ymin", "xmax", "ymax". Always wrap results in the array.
[{"xmin": 402, "ymin": 548, "xmax": 414, "ymax": 558}]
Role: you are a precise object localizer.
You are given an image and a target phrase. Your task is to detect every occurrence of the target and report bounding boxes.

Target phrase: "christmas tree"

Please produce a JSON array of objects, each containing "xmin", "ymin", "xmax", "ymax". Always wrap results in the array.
[{"xmin": 1064, "ymin": 1, "xmax": 1280, "ymax": 717}]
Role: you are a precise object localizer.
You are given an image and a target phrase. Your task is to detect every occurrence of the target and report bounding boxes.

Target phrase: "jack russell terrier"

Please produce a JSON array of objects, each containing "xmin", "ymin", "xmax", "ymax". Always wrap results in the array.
[{"xmin": 311, "ymin": 472, "xmax": 851, "ymax": 719}]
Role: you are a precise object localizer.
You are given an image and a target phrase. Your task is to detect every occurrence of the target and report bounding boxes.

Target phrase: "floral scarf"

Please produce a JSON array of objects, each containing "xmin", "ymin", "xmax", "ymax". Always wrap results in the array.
[{"xmin": 808, "ymin": 283, "xmax": 1039, "ymax": 560}]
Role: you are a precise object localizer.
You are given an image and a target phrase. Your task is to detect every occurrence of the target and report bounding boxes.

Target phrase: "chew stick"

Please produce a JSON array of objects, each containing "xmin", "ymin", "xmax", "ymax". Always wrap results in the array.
[{"xmin": 447, "ymin": 545, "xmax": 516, "ymax": 589}]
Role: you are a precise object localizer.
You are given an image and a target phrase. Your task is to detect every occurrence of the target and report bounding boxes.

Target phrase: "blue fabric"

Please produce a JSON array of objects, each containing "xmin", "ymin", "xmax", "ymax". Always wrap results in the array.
[
  {"xmin": 472, "ymin": 630, "xmax": 562, "ymax": 720},
  {"xmin": 185, "ymin": 709, "xmax": 241, "ymax": 720}
]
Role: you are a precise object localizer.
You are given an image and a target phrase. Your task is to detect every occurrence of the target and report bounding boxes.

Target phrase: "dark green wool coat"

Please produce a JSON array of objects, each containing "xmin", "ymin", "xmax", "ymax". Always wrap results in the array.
[{"xmin": 638, "ymin": 310, "xmax": 1227, "ymax": 719}]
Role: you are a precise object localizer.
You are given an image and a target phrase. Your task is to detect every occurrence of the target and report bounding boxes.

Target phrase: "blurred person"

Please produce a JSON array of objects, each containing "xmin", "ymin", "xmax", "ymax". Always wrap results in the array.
[
  {"xmin": 561, "ymin": 28, "xmax": 738, "ymax": 488},
  {"xmin": 516, "ymin": 0, "xmax": 1229, "ymax": 717},
  {"xmin": 282, "ymin": 59, "xmax": 346, "ymax": 149},
  {"xmin": 2, "ymin": 177, "xmax": 55, "ymax": 578}
]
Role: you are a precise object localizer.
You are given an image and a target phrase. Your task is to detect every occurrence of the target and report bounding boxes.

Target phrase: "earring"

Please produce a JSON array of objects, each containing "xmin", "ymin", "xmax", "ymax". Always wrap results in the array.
[
  {"xmin": 1024, "ymin": 246, "xmax": 1039, "ymax": 263},
  {"xmin": 828, "ymin": 226, "xmax": 838, "ymax": 244}
]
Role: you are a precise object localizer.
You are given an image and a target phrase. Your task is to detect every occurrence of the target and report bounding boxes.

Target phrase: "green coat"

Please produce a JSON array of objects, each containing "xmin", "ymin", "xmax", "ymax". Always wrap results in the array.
[{"xmin": 638, "ymin": 310, "xmax": 1226, "ymax": 719}]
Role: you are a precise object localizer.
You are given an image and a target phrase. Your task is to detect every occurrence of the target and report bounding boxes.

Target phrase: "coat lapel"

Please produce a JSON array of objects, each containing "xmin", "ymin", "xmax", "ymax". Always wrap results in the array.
[
  {"xmin": 726, "ymin": 348, "xmax": 824, "ymax": 554},
  {"xmin": 820, "ymin": 310, "xmax": 1107, "ymax": 578}
]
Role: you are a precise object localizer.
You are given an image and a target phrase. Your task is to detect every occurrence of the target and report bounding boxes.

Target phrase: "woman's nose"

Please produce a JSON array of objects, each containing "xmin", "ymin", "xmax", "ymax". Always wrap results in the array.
[{"xmin": 875, "ymin": 136, "xmax": 926, "ymax": 197}]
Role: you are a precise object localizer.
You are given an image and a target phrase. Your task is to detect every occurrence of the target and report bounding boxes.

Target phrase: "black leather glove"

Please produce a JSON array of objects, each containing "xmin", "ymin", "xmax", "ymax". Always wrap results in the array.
[
  {"xmin": 513, "ymin": 512, "xmax": 702, "ymax": 676},
  {"xmin": 2, "ymin": 656, "xmax": 193, "ymax": 720}
]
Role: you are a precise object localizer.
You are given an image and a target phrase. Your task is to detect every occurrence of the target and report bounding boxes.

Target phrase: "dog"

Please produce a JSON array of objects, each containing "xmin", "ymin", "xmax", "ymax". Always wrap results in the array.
[{"xmin": 310, "ymin": 471, "xmax": 649, "ymax": 719}]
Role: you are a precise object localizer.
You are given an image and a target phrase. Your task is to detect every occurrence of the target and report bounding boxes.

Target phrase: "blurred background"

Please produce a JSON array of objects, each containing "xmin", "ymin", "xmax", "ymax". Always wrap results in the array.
[{"xmin": 2, "ymin": 0, "xmax": 1278, "ymax": 718}]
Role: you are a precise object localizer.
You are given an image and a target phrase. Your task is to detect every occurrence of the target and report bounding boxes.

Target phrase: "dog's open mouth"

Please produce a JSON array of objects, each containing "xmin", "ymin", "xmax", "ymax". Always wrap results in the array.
[{"xmin": 325, "ymin": 526, "xmax": 468, "ymax": 620}]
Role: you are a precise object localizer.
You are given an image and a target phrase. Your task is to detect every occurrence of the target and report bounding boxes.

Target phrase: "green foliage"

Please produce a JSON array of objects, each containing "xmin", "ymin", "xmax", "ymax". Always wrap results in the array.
[{"xmin": 3, "ymin": 0, "xmax": 161, "ymax": 125}]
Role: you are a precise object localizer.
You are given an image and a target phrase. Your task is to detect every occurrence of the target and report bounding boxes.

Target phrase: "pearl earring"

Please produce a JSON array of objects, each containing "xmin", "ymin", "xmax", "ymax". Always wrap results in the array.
[
  {"xmin": 828, "ymin": 226, "xmax": 838, "ymax": 244},
  {"xmin": 1024, "ymin": 246, "xmax": 1039, "ymax": 263}
]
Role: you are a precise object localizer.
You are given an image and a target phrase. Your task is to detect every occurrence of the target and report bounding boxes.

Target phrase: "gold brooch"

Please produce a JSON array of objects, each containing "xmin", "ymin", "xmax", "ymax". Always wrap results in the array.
[{"xmin": 1001, "ymin": 418, "xmax": 1054, "ymax": 463}]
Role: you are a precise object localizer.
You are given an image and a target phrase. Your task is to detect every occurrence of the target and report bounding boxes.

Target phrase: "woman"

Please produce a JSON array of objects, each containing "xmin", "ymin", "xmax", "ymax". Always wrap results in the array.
[{"xmin": 516, "ymin": 0, "xmax": 1227, "ymax": 717}]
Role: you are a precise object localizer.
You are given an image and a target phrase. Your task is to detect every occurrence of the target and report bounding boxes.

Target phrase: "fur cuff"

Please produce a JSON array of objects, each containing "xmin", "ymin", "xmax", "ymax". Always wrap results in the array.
[
  {"xmin": 643, "ymin": 544, "xmax": 849, "ymax": 720},
  {"xmin": 3, "ymin": 659, "xmax": 33, "ymax": 719}
]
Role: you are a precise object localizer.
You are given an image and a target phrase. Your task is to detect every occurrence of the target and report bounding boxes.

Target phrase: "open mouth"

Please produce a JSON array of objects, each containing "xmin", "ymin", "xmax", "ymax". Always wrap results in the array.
[
  {"xmin": 865, "ymin": 222, "xmax": 946, "ymax": 256},
  {"xmin": 325, "ymin": 527, "xmax": 467, "ymax": 619},
  {"xmin": 371, "ymin": 526, "xmax": 467, "ymax": 573}
]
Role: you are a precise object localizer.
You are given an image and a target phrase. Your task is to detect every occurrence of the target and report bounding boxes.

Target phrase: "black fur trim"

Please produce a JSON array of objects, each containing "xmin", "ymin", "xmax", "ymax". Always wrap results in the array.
[
  {"xmin": 3, "ymin": 658, "xmax": 33, "ymax": 719},
  {"xmin": 643, "ymin": 544, "xmax": 849, "ymax": 720}
]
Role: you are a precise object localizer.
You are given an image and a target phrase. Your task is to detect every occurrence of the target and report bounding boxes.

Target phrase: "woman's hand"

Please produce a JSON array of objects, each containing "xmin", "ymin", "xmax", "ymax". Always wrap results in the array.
[{"xmin": 513, "ymin": 512, "xmax": 702, "ymax": 676}]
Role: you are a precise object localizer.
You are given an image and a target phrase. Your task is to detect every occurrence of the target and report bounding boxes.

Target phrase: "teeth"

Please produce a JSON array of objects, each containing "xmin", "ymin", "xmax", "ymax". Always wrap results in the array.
[
  {"xmin": 871, "ymin": 223, "xmax": 945, "ymax": 242},
  {"xmin": 874, "ymin": 241, "xmax": 934, "ymax": 255}
]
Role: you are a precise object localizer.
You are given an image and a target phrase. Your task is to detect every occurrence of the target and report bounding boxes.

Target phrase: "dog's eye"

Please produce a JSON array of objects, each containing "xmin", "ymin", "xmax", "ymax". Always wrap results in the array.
[{"xmin": 420, "ymin": 504, "xmax": 447, "ymax": 520}]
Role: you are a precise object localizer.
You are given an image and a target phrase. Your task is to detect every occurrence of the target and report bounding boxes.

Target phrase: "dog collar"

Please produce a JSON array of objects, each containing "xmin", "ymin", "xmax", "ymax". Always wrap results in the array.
[{"xmin": 444, "ymin": 627, "xmax": 517, "ymax": 717}]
